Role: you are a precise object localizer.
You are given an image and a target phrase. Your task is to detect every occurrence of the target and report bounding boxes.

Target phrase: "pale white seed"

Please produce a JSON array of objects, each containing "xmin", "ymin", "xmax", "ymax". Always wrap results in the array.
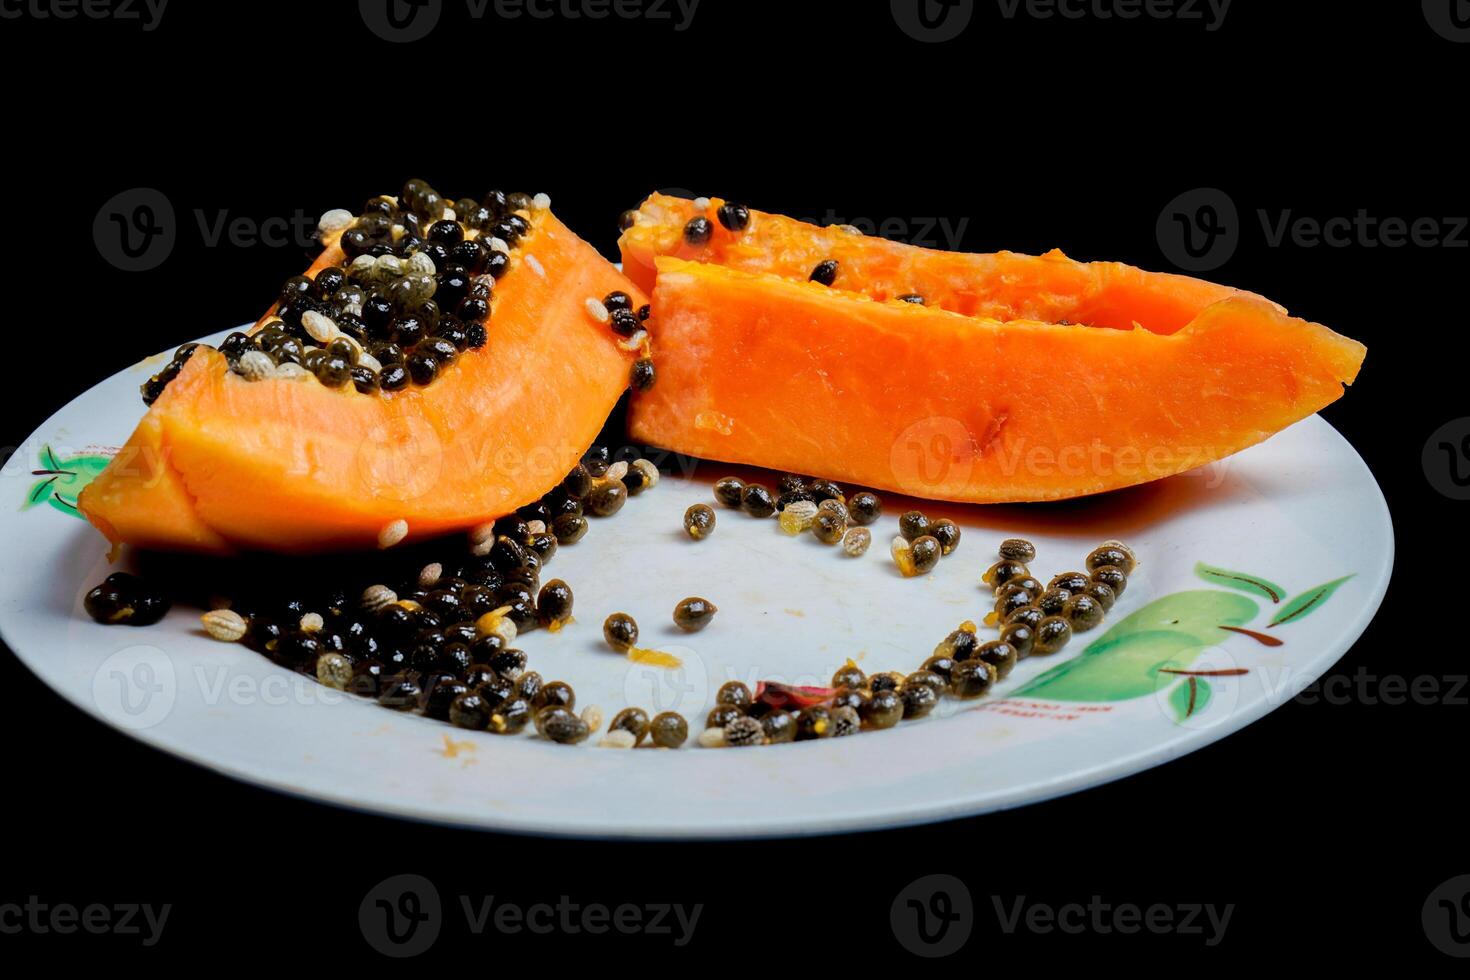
[
  {"xmin": 836, "ymin": 223, "xmax": 864, "ymax": 236},
  {"xmin": 417, "ymin": 563, "xmax": 443, "ymax": 589},
  {"xmin": 390, "ymin": 224, "xmax": 406, "ymax": 242},
  {"xmin": 349, "ymin": 254, "xmax": 376, "ymax": 276},
  {"xmin": 842, "ymin": 526, "xmax": 872, "ymax": 557},
  {"xmin": 597, "ymin": 730, "xmax": 637, "ymax": 749},
  {"xmin": 693, "ymin": 196, "xmax": 711, "ymax": 211},
  {"xmin": 372, "ymin": 254, "xmax": 403, "ymax": 281},
  {"xmin": 317, "ymin": 208, "xmax": 354, "ymax": 235},
  {"xmin": 358, "ymin": 351, "xmax": 383, "ymax": 373},
  {"xmin": 360, "ymin": 584, "xmax": 398, "ymax": 613},
  {"xmin": 532, "ymin": 192, "xmax": 551, "ymax": 211},
  {"xmin": 378, "ymin": 519, "xmax": 409, "ymax": 549},
  {"xmin": 580, "ymin": 705, "xmax": 604, "ymax": 732},
  {"xmin": 584, "ymin": 297, "xmax": 610, "ymax": 323},
  {"xmin": 618, "ymin": 329, "xmax": 648, "ymax": 352},
  {"xmin": 631, "ymin": 458, "xmax": 660, "ymax": 489},
  {"xmin": 316, "ymin": 652, "xmax": 353, "ymax": 690},
  {"xmin": 605, "ymin": 460, "xmax": 629, "ymax": 482},
  {"xmin": 343, "ymin": 301, "xmax": 364, "ymax": 318},
  {"xmin": 200, "ymin": 608, "xmax": 247, "ymax": 642},
  {"xmin": 299, "ymin": 612, "xmax": 324, "ymax": 633},
  {"xmin": 487, "ymin": 237, "xmax": 510, "ymax": 254},
  {"xmin": 443, "ymin": 208, "xmax": 457, "ymax": 222},
  {"xmin": 696, "ymin": 727, "xmax": 726, "ymax": 748},
  {"xmin": 477, "ymin": 606, "xmax": 518, "ymax": 646},
  {"xmin": 273, "ymin": 362, "xmax": 311, "ymax": 381},
  {"xmin": 406, "ymin": 251, "xmax": 437, "ymax": 276},
  {"xmin": 236, "ymin": 350, "xmax": 274, "ymax": 381},
  {"xmin": 301, "ymin": 310, "xmax": 339, "ymax": 344},
  {"xmin": 525, "ymin": 254, "xmax": 545, "ymax": 277},
  {"xmin": 526, "ymin": 520, "xmax": 546, "ymax": 535}
]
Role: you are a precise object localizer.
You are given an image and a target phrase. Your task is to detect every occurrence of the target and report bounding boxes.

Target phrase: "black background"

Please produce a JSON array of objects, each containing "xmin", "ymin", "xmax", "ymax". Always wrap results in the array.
[{"xmin": 1, "ymin": 0, "xmax": 1462, "ymax": 966}]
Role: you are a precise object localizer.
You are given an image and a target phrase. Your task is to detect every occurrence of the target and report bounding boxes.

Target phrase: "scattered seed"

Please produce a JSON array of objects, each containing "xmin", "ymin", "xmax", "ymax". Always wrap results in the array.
[
  {"xmin": 299, "ymin": 612, "xmax": 324, "ymax": 633},
  {"xmin": 580, "ymin": 704, "xmax": 604, "ymax": 732},
  {"xmin": 778, "ymin": 500, "xmax": 819, "ymax": 535},
  {"xmin": 318, "ymin": 208, "xmax": 354, "ymax": 235},
  {"xmin": 377, "ymin": 519, "xmax": 409, "ymax": 549},
  {"xmin": 630, "ymin": 458, "xmax": 660, "ymax": 489},
  {"xmin": 598, "ymin": 730, "xmax": 637, "ymax": 749},
  {"xmin": 842, "ymin": 526, "xmax": 871, "ymax": 556},
  {"xmin": 673, "ymin": 596, "xmax": 718, "ymax": 632},
  {"xmin": 236, "ymin": 350, "xmax": 274, "ymax": 381},
  {"xmin": 697, "ymin": 727, "xmax": 727, "ymax": 748},
  {"xmin": 360, "ymin": 584, "xmax": 398, "ymax": 613},
  {"xmin": 809, "ymin": 259, "xmax": 839, "ymax": 286},
  {"xmin": 605, "ymin": 460, "xmax": 629, "ymax": 483},
  {"xmin": 713, "ymin": 476, "xmax": 746, "ymax": 508},
  {"xmin": 898, "ymin": 511, "xmax": 931, "ymax": 541},
  {"xmin": 650, "ymin": 711, "xmax": 689, "ymax": 748},
  {"xmin": 603, "ymin": 612, "xmax": 639, "ymax": 652},
  {"xmin": 532, "ymin": 192, "xmax": 551, "ymax": 211},
  {"xmin": 315, "ymin": 652, "xmax": 353, "ymax": 690},
  {"xmin": 684, "ymin": 503, "xmax": 716, "ymax": 540},
  {"xmin": 724, "ymin": 715, "xmax": 764, "ymax": 747},
  {"xmin": 201, "ymin": 608, "xmax": 247, "ymax": 642},
  {"xmin": 999, "ymin": 537, "xmax": 1037, "ymax": 562},
  {"xmin": 584, "ymin": 297, "xmax": 610, "ymax": 323}
]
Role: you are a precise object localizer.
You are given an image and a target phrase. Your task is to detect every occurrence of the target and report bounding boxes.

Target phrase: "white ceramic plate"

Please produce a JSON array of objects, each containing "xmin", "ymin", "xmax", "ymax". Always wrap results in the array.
[{"xmin": 0, "ymin": 327, "xmax": 1393, "ymax": 838}]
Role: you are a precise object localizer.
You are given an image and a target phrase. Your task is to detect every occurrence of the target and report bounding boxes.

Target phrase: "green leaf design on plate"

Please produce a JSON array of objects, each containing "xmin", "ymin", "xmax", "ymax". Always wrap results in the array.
[
  {"xmin": 23, "ymin": 445, "xmax": 114, "ymax": 520},
  {"xmin": 1194, "ymin": 562, "xmax": 1285, "ymax": 602},
  {"xmin": 1169, "ymin": 676, "xmax": 1212, "ymax": 722},
  {"xmin": 1269, "ymin": 576, "xmax": 1354, "ymax": 628}
]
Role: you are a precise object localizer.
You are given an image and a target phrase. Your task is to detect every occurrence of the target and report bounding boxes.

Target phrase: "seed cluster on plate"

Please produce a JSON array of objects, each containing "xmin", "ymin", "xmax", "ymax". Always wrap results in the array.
[
  {"xmin": 710, "ymin": 473, "xmax": 881, "ymax": 557},
  {"xmin": 141, "ymin": 180, "xmax": 564, "ymax": 405},
  {"xmin": 979, "ymin": 537, "xmax": 1135, "ymax": 657},
  {"xmin": 890, "ymin": 509, "xmax": 962, "ymax": 577}
]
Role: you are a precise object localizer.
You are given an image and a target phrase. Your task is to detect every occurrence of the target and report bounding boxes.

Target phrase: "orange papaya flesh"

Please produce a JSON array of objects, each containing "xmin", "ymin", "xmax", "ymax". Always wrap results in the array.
[
  {"xmin": 625, "ymin": 248, "xmax": 1365, "ymax": 504},
  {"xmin": 619, "ymin": 193, "xmax": 1271, "ymax": 336},
  {"xmin": 80, "ymin": 209, "xmax": 642, "ymax": 554}
]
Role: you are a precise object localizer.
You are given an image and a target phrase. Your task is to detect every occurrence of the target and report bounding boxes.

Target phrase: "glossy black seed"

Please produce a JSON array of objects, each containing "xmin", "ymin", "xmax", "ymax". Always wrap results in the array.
[
  {"xmin": 609, "ymin": 307, "xmax": 640, "ymax": 337},
  {"xmin": 351, "ymin": 366, "xmax": 379, "ymax": 393},
  {"xmin": 436, "ymin": 266, "xmax": 470, "ymax": 308},
  {"xmin": 630, "ymin": 357, "xmax": 656, "ymax": 391},
  {"xmin": 831, "ymin": 663, "xmax": 866, "ymax": 690},
  {"xmin": 715, "ymin": 680, "xmax": 752, "ymax": 708},
  {"xmin": 775, "ymin": 487, "xmax": 816, "ymax": 512},
  {"xmin": 922, "ymin": 655, "xmax": 957, "ymax": 683},
  {"xmin": 551, "ymin": 514, "xmax": 589, "ymax": 544},
  {"xmin": 867, "ymin": 671, "xmax": 905, "ymax": 693},
  {"xmin": 1000, "ymin": 623, "xmax": 1035, "ymax": 659},
  {"xmin": 420, "ymin": 676, "xmax": 470, "ymax": 720},
  {"xmin": 457, "ymin": 297, "xmax": 489, "ymax": 322},
  {"xmin": 537, "ymin": 580, "xmax": 574, "ymax": 628},
  {"xmin": 672, "ymin": 596, "xmax": 717, "ymax": 632},
  {"xmin": 929, "ymin": 519, "xmax": 961, "ymax": 555},
  {"xmin": 449, "ymin": 239, "xmax": 487, "ymax": 274},
  {"xmin": 380, "ymin": 363, "xmax": 409, "ymax": 391},
  {"xmin": 515, "ymin": 672, "xmax": 543, "ymax": 704},
  {"xmin": 977, "ymin": 640, "xmax": 1019, "ymax": 679},
  {"xmin": 898, "ymin": 511, "xmax": 931, "ymax": 541},
  {"xmin": 363, "ymin": 293, "xmax": 394, "ymax": 330},
  {"xmin": 716, "ymin": 202, "xmax": 750, "ymax": 231},
  {"xmin": 489, "ymin": 647, "xmax": 527, "ymax": 679},
  {"xmin": 618, "ymin": 209, "xmax": 639, "ymax": 231},
  {"xmin": 1087, "ymin": 544, "xmax": 1136, "ymax": 575},
  {"xmin": 1049, "ymin": 571, "xmax": 1091, "ymax": 594},
  {"xmin": 761, "ymin": 710, "xmax": 796, "ymax": 743},
  {"xmin": 581, "ymin": 446, "xmax": 611, "ymax": 476},
  {"xmin": 707, "ymin": 704, "xmax": 744, "ymax": 729},
  {"xmin": 847, "ymin": 491, "xmax": 882, "ymax": 526},
  {"xmin": 713, "ymin": 476, "xmax": 745, "ymax": 508},
  {"xmin": 586, "ymin": 482, "xmax": 627, "ymax": 517},
  {"xmin": 683, "ymin": 216, "xmax": 713, "ymax": 245},
  {"xmin": 650, "ymin": 711, "xmax": 689, "ymax": 748},
  {"xmin": 488, "ymin": 698, "xmax": 532, "ymax": 734},
  {"xmin": 281, "ymin": 274, "xmax": 316, "ymax": 305},
  {"xmin": 604, "ymin": 290, "xmax": 632, "ymax": 312},
  {"xmin": 1006, "ymin": 605, "xmax": 1045, "ymax": 632},
  {"xmin": 464, "ymin": 322, "xmax": 487, "ymax": 349},
  {"xmin": 537, "ymin": 706, "xmax": 589, "ymax": 744},
  {"xmin": 999, "ymin": 538, "xmax": 1037, "ymax": 563},
  {"xmin": 740, "ymin": 483, "xmax": 776, "ymax": 518},
  {"xmin": 423, "ymin": 336, "xmax": 458, "ymax": 364},
  {"xmin": 909, "ymin": 536, "xmax": 943, "ymax": 575},
  {"xmin": 1063, "ymin": 593, "xmax": 1106, "ymax": 631},
  {"xmin": 861, "ymin": 688, "xmax": 904, "ymax": 730},
  {"xmin": 897, "ymin": 293, "xmax": 926, "ymax": 305},
  {"xmin": 531, "ymin": 680, "xmax": 576, "ymax": 713},
  {"xmin": 985, "ymin": 560, "xmax": 1032, "ymax": 589},
  {"xmin": 484, "ymin": 251, "xmax": 510, "ymax": 279},
  {"xmin": 610, "ymin": 707, "xmax": 651, "ymax": 744},
  {"xmin": 1034, "ymin": 615, "xmax": 1073, "ymax": 654},
  {"xmin": 315, "ymin": 355, "xmax": 352, "ymax": 388},
  {"xmin": 1090, "ymin": 565, "xmax": 1129, "ymax": 597},
  {"xmin": 995, "ymin": 588, "xmax": 1034, "ymax": 620},
  {"xmin": 406, "ymin": 350, "xmax": 439, "ymax": 385},
  {"xmin": 900, "ymin": 680, "xmax": 939, "ymax": 719},
  {"xmin": 937, "ymin": 627, "xmax": 982, "ymax": 661},
  {"xmin": 377, "ymin": 676, "xmax": 422, "ymax": 711},
  {"xmin": 1084, "ymin": 580, "xmax": 1117, "ymax": 611},
  {"xmin": 427, "ymin": 219, "xmax": 464, "ymax": 246},
  {"xmin": 448, "ymin": 692, "xmax": 492, "ymax": 730},
  {"xmin": 796, "ymin": 705, "xmax": 832, "ymax": 740},
  {"xmin": 809, "ymin": 260, "xmax": 839, "ymax": 286},
  {"xmin": 1037, "ymin": 588, "xmax": 1072, "ymax": 616},
  {"xmin": 637, "ymin": 304, "xmax": 651, "ymax": 321},
  {"xmin": 950, "ymin": 659, "xmax": 995, "ymax": 699}
]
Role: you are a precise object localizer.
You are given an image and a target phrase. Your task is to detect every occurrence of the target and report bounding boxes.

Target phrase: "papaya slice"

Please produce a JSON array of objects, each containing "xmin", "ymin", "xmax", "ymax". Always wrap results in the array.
[
  {"xmin": 81, "ymin": 198, "xmax": 642, "ymax": 554},
  {"xmin": 621, "ymin": 196, "xmax": 1366, "ymax": 503}
]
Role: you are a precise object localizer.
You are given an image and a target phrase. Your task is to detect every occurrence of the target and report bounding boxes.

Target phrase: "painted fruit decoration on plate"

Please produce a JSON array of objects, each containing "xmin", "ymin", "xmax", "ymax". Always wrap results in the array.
[
  {"xmin": 619, "ymin": 194, "xmax": 1367, "ymax": 503},
  {"xmin": 78, "ymin": 183, "xmax": 647, "ymax": 555}
]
